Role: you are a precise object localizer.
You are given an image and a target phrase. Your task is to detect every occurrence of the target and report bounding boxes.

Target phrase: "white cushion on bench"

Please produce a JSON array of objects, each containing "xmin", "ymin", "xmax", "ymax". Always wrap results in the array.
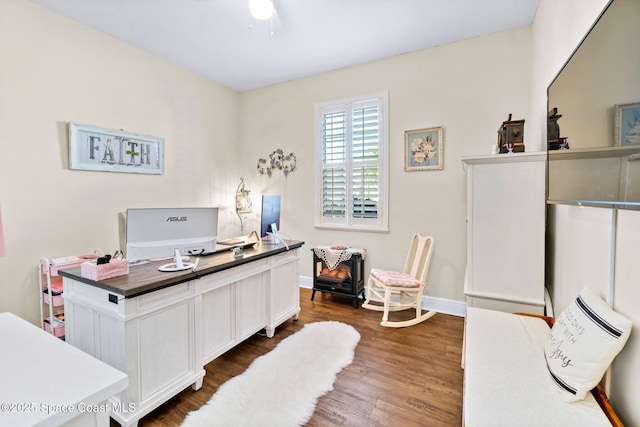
[{"xmin": 464, "ymin": 307, "xmax": 611, "ymax": 426}]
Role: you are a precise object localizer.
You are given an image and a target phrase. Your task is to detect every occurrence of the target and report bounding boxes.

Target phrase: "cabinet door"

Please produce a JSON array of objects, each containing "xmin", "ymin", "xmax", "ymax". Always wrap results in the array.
[
  {"xmin": 236, "ymin": 273, "xmax": 267, "ymax": 341},
  {"xmin": 137, "ymin": 300, "xmax": 195, "ymax": 402},
  {"xmin": 270, "ymin": 258, "xmax": 300, "ymax": 325},
  {"xmin": 465, "ymin": 157, "xmax": 546, "ymax": 312},
  {"xmin": 201, "ymin": 284, "xmax": 234, "ymax": 365}
]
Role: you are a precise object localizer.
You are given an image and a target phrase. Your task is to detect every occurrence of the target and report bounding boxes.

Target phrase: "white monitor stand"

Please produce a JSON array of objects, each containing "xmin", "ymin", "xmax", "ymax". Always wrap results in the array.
[
  {"xmin": 265, "ymin": 223, "xmax": 289, "ymax": 250},
  {"xmin": 158, "ymin": 249, "xmax": 196, "ymax": 272}
]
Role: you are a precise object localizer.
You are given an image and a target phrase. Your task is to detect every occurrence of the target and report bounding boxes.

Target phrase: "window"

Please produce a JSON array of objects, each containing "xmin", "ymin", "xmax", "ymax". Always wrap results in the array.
[{"xmin": 315, "ymin": 92, "xmax": 388, "ymax": 232}]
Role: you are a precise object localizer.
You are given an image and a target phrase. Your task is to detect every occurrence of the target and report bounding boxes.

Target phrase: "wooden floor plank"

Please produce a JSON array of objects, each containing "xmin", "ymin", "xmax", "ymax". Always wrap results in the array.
[{"xmin": 134, "ymin": 288, "xmax": 464, "ymax": 426}]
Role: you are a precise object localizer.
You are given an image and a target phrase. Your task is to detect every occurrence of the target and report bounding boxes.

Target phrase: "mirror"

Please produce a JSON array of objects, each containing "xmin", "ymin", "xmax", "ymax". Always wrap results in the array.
[{"xmin": 547, "ymin": 0, "xmax": 640, "ymax": 209}]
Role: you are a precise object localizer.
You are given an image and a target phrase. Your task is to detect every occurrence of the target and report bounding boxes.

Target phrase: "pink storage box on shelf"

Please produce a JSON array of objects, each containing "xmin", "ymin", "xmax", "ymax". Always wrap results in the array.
[
  {"xmin": 81, "ymin": 260, "xmax": 129, "ymax": 281},
  {"xmin": 43, "ymin": 321, "xmax": 65, "ymax": 337},
  {"xmin": 42, "ymin": 291, "xmax": 64, "ymax": 306}
]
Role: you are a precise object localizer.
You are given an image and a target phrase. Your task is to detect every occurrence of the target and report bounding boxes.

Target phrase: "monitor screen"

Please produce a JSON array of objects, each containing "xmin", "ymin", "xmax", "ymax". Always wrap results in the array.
[
  {"xmin": 260, "ymin": 195, "xmax": 281, "ymax": 238},
  {"xmin": 125, "ymin": 207, "xmax": 218, "ymax": 260}
]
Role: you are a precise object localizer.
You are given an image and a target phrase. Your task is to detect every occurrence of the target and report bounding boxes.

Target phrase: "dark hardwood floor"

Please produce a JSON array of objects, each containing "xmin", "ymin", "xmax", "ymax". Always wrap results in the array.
[{"xmin": 136, "ymin": 288, "xmax": 465, "ymax": 427}]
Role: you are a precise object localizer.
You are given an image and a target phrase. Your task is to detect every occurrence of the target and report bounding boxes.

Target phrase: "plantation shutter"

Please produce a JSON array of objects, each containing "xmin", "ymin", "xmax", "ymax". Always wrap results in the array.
[
  {"xmin": 352, "ymin": 104, "xmax": 379, "ymax": 219},
  {"xmin": 316, "ymin": 92, "xmax": 387, "ymax": 231},
  {"xmin": 322, "ymin": 111, "xmax": 347, "ymax": 218}
]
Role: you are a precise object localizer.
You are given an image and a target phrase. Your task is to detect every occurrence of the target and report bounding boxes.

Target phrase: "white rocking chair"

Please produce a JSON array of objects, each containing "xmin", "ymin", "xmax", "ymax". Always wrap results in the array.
[{"xmin": 362, "ymin": 234, "xmax": 436, "ymax": 327}]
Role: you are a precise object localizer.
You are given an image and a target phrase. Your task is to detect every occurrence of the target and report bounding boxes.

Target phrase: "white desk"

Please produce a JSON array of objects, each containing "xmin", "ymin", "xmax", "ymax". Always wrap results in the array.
[
  {"xmin": 0, "ymin": 312, "xmax": 128, "ymax": 427},
  {"xmin": 60, "ymin": 241, "xmax": 303, "ymax": 427}
]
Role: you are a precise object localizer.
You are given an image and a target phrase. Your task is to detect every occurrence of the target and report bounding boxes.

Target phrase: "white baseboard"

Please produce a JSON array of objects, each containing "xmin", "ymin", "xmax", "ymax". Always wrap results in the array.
[
  {"xmin": 299, "ymin": 276, "xmax": 313, "ymax": 289},
  {"xmin": 298, "ymin": 276, "xmax": 466, "ymax": 317},
  {"xmin": 422, "ymin": 294, "xmax": 467, "ymax": 317}
]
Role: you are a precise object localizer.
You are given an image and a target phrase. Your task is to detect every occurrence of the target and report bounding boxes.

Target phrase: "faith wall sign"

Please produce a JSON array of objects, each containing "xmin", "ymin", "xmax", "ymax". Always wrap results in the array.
[{"xmin": 69, "ymin": 122, "xmax": 164, "ymax": 174}]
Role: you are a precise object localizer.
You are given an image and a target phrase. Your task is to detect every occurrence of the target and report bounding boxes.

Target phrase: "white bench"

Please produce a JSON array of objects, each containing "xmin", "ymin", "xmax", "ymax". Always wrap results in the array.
[{"xmin": 463, "ymin": 307, "xmax": 621, "ymax": 426}]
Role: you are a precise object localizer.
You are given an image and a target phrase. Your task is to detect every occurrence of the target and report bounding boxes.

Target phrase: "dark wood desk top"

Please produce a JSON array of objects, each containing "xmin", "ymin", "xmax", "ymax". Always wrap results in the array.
[{"xmin": 59, "ymin": 240, "xmax": 304, "ymax": 298}]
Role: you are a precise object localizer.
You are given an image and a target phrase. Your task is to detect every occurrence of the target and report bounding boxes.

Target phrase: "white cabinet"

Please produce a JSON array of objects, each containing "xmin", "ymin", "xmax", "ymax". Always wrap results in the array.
[
  {"xmin": 462, "ymin": 152, "xmax": 546, "ymax": 314},
  {"xmin": 63, "ymin": 245, "xmax": 301, "ymax": 427},
  {"xmin": 64, "ymin": 280, "xmax": 201, "ymax": 427}
]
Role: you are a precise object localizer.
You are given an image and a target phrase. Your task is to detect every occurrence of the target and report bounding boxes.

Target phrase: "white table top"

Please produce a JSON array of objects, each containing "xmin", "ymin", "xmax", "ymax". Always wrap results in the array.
[{"xmin": 0, "ymin": 312, "xmax": 128, "ymax": 426}]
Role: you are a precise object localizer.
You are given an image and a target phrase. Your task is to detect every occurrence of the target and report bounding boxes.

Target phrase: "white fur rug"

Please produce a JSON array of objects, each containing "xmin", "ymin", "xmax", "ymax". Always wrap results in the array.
[{"xmin": 181, "ymin": 321, "xmax": 360, "ymax": 427}]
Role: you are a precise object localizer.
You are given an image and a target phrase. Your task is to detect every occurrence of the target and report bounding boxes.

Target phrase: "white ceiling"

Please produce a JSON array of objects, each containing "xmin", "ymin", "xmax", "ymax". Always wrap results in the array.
[{"xmin": 32, "ymin": 0, "xmax": 539, "ymax": 93}]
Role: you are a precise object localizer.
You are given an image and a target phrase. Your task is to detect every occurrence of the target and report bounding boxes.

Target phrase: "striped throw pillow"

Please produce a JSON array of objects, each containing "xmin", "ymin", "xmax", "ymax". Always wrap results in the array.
[{"xmin": 544, "ymin": 287, "xmax": 632, "ymax": 402}]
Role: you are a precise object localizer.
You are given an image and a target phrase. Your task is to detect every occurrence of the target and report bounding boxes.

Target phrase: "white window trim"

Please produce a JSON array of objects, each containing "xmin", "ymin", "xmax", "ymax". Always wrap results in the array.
[{"xmin": 314, "ymin": 91, "xmax": 389, "ymax": 233}]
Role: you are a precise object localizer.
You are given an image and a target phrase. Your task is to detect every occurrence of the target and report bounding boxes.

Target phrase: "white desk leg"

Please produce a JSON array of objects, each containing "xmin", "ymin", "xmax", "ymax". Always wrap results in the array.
[{"xmin": 192, "ymin": 378, "xmax": 203, "ymax": 391}]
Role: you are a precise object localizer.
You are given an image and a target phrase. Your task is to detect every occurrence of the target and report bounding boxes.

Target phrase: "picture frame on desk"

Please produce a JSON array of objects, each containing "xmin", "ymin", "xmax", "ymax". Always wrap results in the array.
[
  {"xmin": 404, "ymin": 126, "xmax": 444, "ymax": 171},
  {"xmin": 69, "ymin": 122, "xmax": 164, "ymax": 174},
  {"xmin": 614, "ymin": 102, "xmax": 640, "ymax": 146}
]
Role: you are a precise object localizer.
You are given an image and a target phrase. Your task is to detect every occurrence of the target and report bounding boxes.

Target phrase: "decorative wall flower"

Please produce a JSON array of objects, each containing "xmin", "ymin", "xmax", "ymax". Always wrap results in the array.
[{"xmin": 257, "ymin": 149, "xmax": 297, "ymax": 178}]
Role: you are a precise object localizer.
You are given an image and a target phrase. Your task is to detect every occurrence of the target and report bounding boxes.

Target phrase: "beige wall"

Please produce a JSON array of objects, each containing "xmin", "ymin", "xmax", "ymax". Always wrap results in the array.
[
  {"xmin": 1, "ymin": 0, "xmax": 533, "ymax": 320},
  {"xmin": 0, "ymin": 0, "xmax": 240, "ymax": 323},
  {"xmin": 238, "ymin": 26, "xmax": 532, "ymax": 304}
]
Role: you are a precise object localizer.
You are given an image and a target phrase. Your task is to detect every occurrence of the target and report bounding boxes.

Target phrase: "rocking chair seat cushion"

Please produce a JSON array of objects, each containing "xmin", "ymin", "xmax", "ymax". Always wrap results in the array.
[{"xmin": 370, "ymin": 268, "xmax": 421, "ymax": 288}]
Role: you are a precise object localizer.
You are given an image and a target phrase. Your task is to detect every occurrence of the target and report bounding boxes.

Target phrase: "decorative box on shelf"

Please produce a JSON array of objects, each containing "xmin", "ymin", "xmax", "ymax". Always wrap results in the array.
[
  {"xmin": 311, "ymin": 245, "xmax": 366, "ymax": 308},
  {"xmin": 42, "ymin": 288, "xmax": 64, "ymax": 306},
  {"xmin": 43, "ymin": 315, "xmax": 65, "ymax": 337},
  {"xmin": 81, "ymin": 260, "xmax": 129, "ymax": 281}
]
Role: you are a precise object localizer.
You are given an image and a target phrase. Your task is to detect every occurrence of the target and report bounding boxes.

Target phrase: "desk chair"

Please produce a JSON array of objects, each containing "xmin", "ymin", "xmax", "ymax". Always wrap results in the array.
[{"xmin": 362, "ymin": 234, "xmax": 436, "ymax": 327}]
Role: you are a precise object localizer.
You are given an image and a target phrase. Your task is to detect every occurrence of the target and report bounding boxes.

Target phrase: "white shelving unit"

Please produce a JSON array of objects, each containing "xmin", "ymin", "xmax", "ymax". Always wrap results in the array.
[
  {"xmin": 39, "ymin": 257, "xmax": 71, "ymax": 338},
  {"xmin": 39, "ymin": 253, "xmax": 101, "ymax": 338}
]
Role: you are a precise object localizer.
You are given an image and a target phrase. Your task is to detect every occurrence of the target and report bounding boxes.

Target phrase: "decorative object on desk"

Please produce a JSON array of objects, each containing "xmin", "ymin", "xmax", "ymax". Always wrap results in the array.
[
  {"xmin": 181, "ymin": 321, "xmax": 360, "ymax": 427},
  {"xmin": 257, "ymin": 148, "xmax": 297, "ymax": 178},
  {"xmin": 69, "ymin": 122, "xmax": 164, "ymax": 174},
  {"xmin": 404, "ymin": 126, "xmax": 444, "ymax": 171},
  {"xmin": 547, "ymin": 107, "xmax": 569, "ymax": 150},
  {"xmin": 233, "ymin": 247, "xmax": 244, "ymax": 258},
  {"xmin": 235, "ymin": 177, "xmax": 252, "ymax": 234},
  {"xmin": 81, "ymin": 259, "xmax": 129, "ymax": 280},
  {"xmin": 614, "ymin": 101, "xmax": 640, "ymax": 146},
  {"xmin": 497, "ymin": 114, "xmax": 525, "ymax": 153}
]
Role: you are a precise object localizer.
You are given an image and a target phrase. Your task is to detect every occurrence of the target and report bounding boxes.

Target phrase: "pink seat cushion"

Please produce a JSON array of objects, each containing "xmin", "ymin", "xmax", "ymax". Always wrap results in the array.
[{"xmin": 370, "ymin": 268, "xmax": 421, "ymax": 288}]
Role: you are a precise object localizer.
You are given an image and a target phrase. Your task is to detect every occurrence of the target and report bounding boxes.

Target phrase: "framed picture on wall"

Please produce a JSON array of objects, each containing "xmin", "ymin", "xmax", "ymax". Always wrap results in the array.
[
  {"xmin": 69, "ymin": 122, "xmax": 165, "ymax": 174},
  {"xmin": 614, "ymin": 102, "xmax": 640, "ymax": 146},
  {"xmin": 404, "ymin": 126, "xmax": 444, "ymax": 171}
]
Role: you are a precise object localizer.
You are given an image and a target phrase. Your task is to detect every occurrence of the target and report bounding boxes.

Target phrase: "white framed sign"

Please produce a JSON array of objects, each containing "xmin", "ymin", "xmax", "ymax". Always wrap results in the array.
[{"xmin": 69, "ymin": 122, "xmax": 164, "ymax": 174}]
